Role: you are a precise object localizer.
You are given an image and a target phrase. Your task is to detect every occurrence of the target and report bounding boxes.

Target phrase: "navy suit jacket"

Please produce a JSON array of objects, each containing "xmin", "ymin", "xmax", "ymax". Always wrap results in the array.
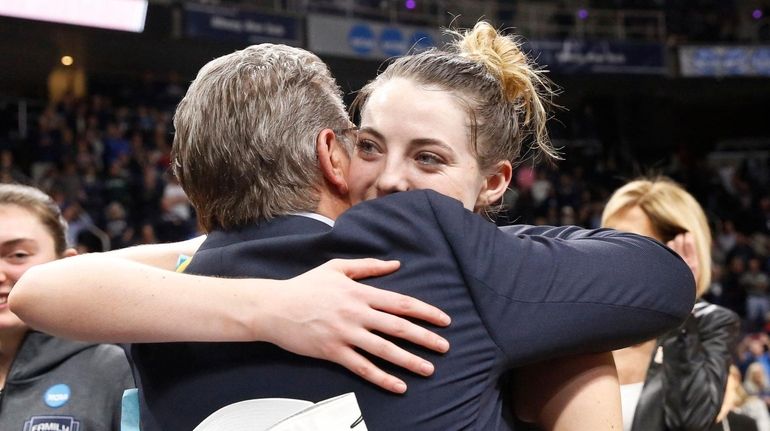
[{"xmin": 131, "ymin": 190, "xmax": 694, "ymax": 430}]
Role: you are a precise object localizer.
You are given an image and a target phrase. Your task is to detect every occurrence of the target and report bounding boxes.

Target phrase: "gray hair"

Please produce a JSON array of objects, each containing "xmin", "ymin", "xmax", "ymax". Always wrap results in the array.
[{"xmin": 173, "ymin": 44, "xmax": 350, "ymax": 231}]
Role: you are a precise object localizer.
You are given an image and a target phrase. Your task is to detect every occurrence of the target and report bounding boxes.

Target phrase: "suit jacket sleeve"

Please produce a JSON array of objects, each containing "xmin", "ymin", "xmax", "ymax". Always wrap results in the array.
[
  {"xmin": 422, "ymin": 190, "xmax": 696, "ymax": 365},
  {"xmin": 661, "ymin": 302, "xmax": 740, "ymax": 431}
]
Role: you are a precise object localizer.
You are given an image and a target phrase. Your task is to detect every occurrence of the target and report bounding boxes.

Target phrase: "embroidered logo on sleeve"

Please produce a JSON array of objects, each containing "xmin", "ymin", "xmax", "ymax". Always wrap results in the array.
[{"xmin": 23, "ymin": 416, "xmax": 80, "ymax": 431}]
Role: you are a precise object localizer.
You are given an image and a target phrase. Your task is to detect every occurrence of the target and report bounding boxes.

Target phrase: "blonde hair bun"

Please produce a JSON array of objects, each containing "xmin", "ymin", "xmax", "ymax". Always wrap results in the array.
[
  {"xmin": 457, "ymin": 23, "xmax": 528, "ymax": 102},
  {"xmin": 455, "ymin": 21, "xmax": 559, "ymax": 160}
]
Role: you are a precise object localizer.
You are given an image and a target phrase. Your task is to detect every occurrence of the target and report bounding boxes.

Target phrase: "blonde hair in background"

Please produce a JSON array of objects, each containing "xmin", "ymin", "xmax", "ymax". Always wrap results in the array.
[
  {"xmin": 730, "ymin": 365, "xmax": 750, "ymax": 408},
  {"xmin": 353, "ymin": 21, "xmax": 559, "ymax": 186},
  {"xmin": 601, "ymin": 177, "xmax": 712, "ymax": 297},
  {"xmin": 173, "ymin": 44, "xmax": 351, "ymax": 232},
  {"xmin": 746, "ymin": 362, "xmax": 769, "ymax": 388}
]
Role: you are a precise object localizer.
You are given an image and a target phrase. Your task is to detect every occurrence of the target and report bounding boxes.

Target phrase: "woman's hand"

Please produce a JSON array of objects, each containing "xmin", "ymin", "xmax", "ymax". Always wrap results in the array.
[
  {"xmin": 667, "ymin": 232, "xmax": 699, "ymax": 280},
  {"xmin": 258, "ymin": 258, "xmax": 451, "ymax": 394}
]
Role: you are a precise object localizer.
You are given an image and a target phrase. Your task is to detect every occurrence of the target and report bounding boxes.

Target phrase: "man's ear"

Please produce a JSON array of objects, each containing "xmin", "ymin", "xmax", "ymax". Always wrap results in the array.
[
  {"xmin": 475, "ymin": 160, "xmax": 513, "ymax": 210},
  {"xmin": 316, "ymin": 128, "xmax": 350, "ymax": 195},
  {"xmin": 62, "ymin": 248, "xmax": 78, "ymax": 258}
]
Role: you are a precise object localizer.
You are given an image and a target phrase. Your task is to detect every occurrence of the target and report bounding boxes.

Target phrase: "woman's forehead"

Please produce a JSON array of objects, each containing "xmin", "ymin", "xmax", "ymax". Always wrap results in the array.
[
  {"xmin": 0, "ymin": 205, "xmax": 50, "ymax": 244},
  {"xmin": 362, "ymin": 79, "xmax": 471, "ymax": 148}
]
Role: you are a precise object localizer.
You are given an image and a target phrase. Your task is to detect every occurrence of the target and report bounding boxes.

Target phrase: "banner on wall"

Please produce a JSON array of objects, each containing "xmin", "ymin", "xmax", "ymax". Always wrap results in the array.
[
  {"xmin": 184, "ymin": 3, "xmax": 301, "ymax": 45},
  {"xmin": 307, "ymin": 14, "xmax": 442, "ymax": 60},
  {"xmin": 526, "ymin": 39, "xmax": 667, "ymax": 75},
  {"xmin": 679, "ymin": 46, "xmax": 770, "ymax": 77},
  {"xmin": 0, "ymin": 0, "xmax": 148, "ymax": 32}
]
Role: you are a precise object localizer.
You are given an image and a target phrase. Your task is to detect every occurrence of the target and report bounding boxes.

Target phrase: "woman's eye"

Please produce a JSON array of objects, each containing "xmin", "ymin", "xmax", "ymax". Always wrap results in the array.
[
  {"xmin": 355, "ymin": 139, "xmax": 380, "ymax": 155},
  {"xmin": 416, "ymin": 152, "xmax": 445, "ymax": 166},
  {"xmin": 6, "ymin": 252, "xmax": 30, "ymax": 263}
]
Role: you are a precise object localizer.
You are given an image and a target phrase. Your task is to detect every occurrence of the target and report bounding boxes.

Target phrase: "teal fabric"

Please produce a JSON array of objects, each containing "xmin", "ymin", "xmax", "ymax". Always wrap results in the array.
[{"xmin": 121, "ymin": 389, "xmax": 140, "ymax": 431}]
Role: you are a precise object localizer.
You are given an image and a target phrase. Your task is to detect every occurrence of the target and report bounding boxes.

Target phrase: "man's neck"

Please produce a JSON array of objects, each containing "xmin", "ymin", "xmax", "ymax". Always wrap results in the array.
[{"xmin": 315, "ymin": 190, "xmax": 351, "ymax": 221}]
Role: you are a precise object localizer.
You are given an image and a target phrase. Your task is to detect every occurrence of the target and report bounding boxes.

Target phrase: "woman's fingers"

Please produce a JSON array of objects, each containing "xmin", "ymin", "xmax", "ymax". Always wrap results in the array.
[
  {"xmin": 355, "ymin": 329, "xmax": 437, "ymax": 376},
  {"xmin": 667, "ymin": 232, "xmax": 698, "ymax": 277},
  {"xmin": 322, "ymin": 258, "xmax": 451, "ymax": 328},
  {"xmin": 364, "ymin": 308, "xmax": 449, "ymax": 354},
  {"xmin": 324, "ymin": 258, "xmax": 401, "ymax": 279},
  {"xmin": 363, "ymin": 287, "xmax": 451, "ymax": 328},
  {"xmin": 331, "ymin": 346, "xmax": 408, "ymax": 394}
]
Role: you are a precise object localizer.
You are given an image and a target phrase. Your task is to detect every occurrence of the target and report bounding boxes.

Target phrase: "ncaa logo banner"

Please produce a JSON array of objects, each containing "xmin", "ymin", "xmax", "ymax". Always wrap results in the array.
[
  {"xmin": 23, "ymin": 416, "xmax": 80, "ymax": 431},
  {"xmin": 308, "ymin": 14, "xmax": 444, "ymax": 60}
]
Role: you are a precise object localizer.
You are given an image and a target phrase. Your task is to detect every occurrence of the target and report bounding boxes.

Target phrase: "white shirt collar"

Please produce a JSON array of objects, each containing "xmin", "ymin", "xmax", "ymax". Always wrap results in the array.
[{"xmin": 293, "ymin": 212, "xmax": 335, "ymax": 227}]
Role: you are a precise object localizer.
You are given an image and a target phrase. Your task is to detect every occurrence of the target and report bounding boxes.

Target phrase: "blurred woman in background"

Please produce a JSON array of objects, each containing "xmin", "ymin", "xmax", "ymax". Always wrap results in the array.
[
  {"xmin": 603, "ymin": 177, "xmax": 741, "ymax": 431},
  {"xmin": 0, "ymin": 183, "xmax": 133, "ymax": 430}
]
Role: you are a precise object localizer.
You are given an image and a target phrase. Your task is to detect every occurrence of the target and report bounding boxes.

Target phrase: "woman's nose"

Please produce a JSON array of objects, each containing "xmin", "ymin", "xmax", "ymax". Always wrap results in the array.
[{"xmin": 375, "ymin": 160, "xmax": 410, "ymax": 196}]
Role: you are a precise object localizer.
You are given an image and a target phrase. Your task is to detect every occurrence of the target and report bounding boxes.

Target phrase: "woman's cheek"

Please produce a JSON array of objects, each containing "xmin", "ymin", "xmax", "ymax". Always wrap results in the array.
[{"xmin": 347, "ymin": 160, "xmax": 374, "ymax": 204}]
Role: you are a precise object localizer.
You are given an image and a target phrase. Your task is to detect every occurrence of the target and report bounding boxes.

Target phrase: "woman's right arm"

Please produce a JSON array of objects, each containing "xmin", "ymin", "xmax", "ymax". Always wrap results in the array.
[
  {"xmin": 103, "ymin": 235, "xmax": 206, "ymax": 269},
  {"xmin": 10, "ymin": 255, "xmax": 451, "ymax": 394}
]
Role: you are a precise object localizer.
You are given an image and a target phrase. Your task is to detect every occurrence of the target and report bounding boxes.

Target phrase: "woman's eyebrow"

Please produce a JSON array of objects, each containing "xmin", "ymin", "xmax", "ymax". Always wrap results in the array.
[
  {"xmin": 0, "ymin": 238, "xmax": 36, "ymax": 249},
  {"xmin": 360, "ymin": 126, "xmax": 455, "ymax": 154},
  {"xmin": 408, "ymin": 138, "xmax": 454, "ymax": 155},
  {"xmin": 358, "ymin": 127, "xmax": 385, "ymax": 141}
]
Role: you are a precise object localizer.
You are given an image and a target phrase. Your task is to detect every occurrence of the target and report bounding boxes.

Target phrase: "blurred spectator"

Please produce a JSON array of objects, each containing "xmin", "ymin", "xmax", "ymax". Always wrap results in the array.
[
  {"xmin": 58, "ymin": 159, "xmax": 82, "ymax": 203},
  {"xmin": 711, "ymin": 365, "xmax": 763, "ymax": 431},
  {"xmin": 745, "ymin": 362, "xmax": 770, "ymax": 409},
  {"xmin": 744, "ymin": 258, "xmax": 770, "ymax": 331},
  {"xmin": 103, "ymin": 122, "xmax": 130, "ymax": 167},
  {"xmin": 739, "ymin": 334, "xmax": 770, "ymax": 382},
  {"xmin": 104, "ymin": 160, "xmax": 132, "ymax": 210},
  {"xmin": 718, "ymin": 220, "xmax": 739, "ymax": 254},
  {"xmin": 730, "ymin": 365, "xmax": 770, "ymax": 431},
  {"xmin": 724, "ymin": 255, "xmax": 749, "ymax": 316},
  {"xmin": 157, "ymin": 174, "xmax": 194, "ymax": 242},
  {"xmin": 105, "ymin": 201, "xmax": 133, "ymax": 250},
  {"xmin": 0, "ymin": 149, "xmax": 29, "ymax": 183},
  {"xmin": 758, "ymin": 196, "xmax": 770, "ymax": 236}
]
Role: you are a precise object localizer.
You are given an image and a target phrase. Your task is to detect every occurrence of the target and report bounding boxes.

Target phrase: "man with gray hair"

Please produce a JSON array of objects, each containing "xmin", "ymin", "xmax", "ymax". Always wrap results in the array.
[{"xmin": 172, "ymin": 44, "xmax": 354, "ymax": 231}]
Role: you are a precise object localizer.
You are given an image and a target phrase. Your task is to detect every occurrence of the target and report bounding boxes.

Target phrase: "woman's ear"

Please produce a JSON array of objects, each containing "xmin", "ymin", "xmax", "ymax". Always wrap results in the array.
[
  {"xmin": 62, "ymin": 248, "xmax": 78, "ymax": 258},
  {"xmin": 475, "ymin": 160, "xmax": 513, "ymax": 209},
  {"xmin": 316, "ymin": 128, "xmax": 350, "ymax": 195}
]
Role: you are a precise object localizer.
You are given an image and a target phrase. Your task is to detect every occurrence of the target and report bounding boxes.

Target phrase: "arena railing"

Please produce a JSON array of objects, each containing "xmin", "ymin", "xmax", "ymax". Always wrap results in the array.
[{"xmin": 171, "ymin": 0, "xmax": 665, "ymax": 41}]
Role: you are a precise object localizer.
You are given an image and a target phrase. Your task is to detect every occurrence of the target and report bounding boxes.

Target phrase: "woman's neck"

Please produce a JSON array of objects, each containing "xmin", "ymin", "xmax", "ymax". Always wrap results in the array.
[{"xmin": 0, "ymin": 326, "xmax": 29, "ymax": 387}]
